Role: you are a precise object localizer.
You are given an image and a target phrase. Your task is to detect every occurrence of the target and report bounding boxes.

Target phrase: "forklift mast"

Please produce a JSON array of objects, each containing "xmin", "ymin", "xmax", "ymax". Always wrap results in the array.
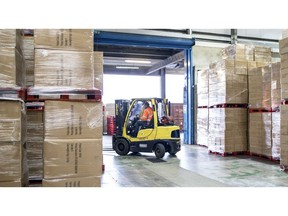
[{"xmin": 115, "ymin": 99, "xmax": 130, "ymax": 136}]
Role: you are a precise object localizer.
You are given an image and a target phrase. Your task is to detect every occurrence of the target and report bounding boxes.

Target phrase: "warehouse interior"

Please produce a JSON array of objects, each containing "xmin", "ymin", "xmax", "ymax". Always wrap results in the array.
[{"xmin": 2, "ymin": 27, "xmax": 288, "ymax": 214}]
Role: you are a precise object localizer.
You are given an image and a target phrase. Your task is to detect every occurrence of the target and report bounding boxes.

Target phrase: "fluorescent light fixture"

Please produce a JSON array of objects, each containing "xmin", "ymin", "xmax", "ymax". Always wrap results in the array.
[
  {"xmin": 125, "ymin": 60, "xmax": 151, "ymax": 64},
  {"xmin": 116, "ymin": 66, "xmax": 139, "ymax": 69}
]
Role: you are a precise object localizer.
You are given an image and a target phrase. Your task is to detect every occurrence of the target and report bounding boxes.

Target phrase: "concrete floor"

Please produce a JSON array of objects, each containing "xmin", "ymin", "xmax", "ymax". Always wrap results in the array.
[{"xmin": 101, "ymin": 134, "xmax": 288, "ymax": 187}]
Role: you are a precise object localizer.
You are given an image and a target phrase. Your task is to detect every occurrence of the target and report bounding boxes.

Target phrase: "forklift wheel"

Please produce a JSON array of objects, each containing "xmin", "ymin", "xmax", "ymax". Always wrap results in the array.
[
  {"xmin": 154, "ymin": 143, "xmax": 165, "ymax": 159},
  {"xmin": 115, "ymin": 138, "xmax": 130, "ymax": 156}
]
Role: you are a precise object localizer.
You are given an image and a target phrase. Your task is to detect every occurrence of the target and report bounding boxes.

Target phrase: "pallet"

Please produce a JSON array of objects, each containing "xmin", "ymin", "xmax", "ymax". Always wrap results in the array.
[
  {"xmin": 280, "ymin": 164, "xmax": 288, "ymax": 172},
  {"xmin": 209, "ymin": 103, "xmax": 248, "ymax": 108},
  {"xmin": 26, "ymin": 88, "xmax": 102, "ymax": 102},
  {"xmin": 0, "ymin": 88, "xmax": 27, "ymax": 100},
  {"xmin": 198, "ymin": 106, "xmax": 208, "ymax": 108},
  {"xmin": 208, "ymin": 150, "xmax": 248, "ymax": 157},
  {"xmin": 248, "ymin": 108, "xmax": 278, "ymax": 113},
  {"xmin": 249, "ymin": 152, "xmax": 280, "ymax": 162}
]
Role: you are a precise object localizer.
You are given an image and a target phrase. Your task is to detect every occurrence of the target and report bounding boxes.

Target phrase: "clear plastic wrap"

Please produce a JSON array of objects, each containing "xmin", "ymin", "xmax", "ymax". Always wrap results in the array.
[
  {"xmin": 196, "ymin": 108, "xmax": 209, "ymax": 146},
  {"xmin": 271, "ymin": 62, "xmax": 281, "ymax": 110},
  {"xmin": 197, "ymin": 69, "xmax": 209, "ymax": 106},
  {"xmin": 0, "ymin": 99, "xmax": 26, "ymax": 142},
  {"xmin": 0, "ymin": 47, "xmax": 25, "ymax": 88},
  {"xmin": 272, "ymin": 112, "xmax": 280, "ymax": 160},
  {"xmin": 44, "ymin": 100, "xmax": 103, "ymax": 140},
  {"xmin": 0, "ymin": 29, "xmax": 23, "ymax": 50},
  {"xmin": 42, "ymin": 175, "xmax": 101, "ymax": 187},
  {"xmin": 94, "ymin": 51, "xmax": 103, "ymax": 92},
  {"xmin": 34, "ymin": 29, "xmax": 94, "ymax": 51},
  {"xmin": 208, "ymin": 59, "xmax": 248, "ymax": 106},
  {"xmin": 208, "ymin": 108, "xmax": 247, "ymax": 153},
  {"xmin": 34, "ymin": 49, "xmax": 94, "ymax": 89},
  {"xmin": 43, "ymin": 139, "xmax": 102, "ymax": 179},
  {"xmin": 262, "ymin": 64, "xmax": 272, "ymax": 108}
]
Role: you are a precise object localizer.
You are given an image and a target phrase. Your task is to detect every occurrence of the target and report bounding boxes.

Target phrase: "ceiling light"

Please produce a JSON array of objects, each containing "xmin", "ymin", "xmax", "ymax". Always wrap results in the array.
[
  {"xmin": 116, "ymin": 66, "xmax": 139, "ymax": 69},
  {"xmin": 125, "ymin": 60, "xmax": 151, "ymax": 64}
]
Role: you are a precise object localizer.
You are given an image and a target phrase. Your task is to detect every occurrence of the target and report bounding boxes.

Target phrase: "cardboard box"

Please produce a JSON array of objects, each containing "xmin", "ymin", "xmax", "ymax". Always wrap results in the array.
[
  {"xmin": 25, "ymin": 59, "xmax": 34, "ymax": 87},
  {"xmin": 43, "ymin": 139, "xmax": 103, "ymax": 179},
  {"xmin": 0, "ymin": 47, "xmax": 25, "ymax": 88},
  {"xmin": 34, "ymin": 49, "xmax": 94, "ymax": 89},
  {"xmin": 94, "ymin": 51, "xmax": 103, "ymax": 92},
  {"xmin": 0, "ymin": 100, "xmax": 26, "ymax": 142},
  {"xmin": 0, "ymin": 29, "xmax": 23, "ymax": 50},
  {"xmin": 42, "ymin": 175, "xmax": 101, "ymax": 187},
  {"xmin": 22, "ymin": 35, "xmax": 34, "ymax": 60},
  {"xmin": 196, "ymin": 108, "xmax": 209, "ymax": 146},
  {"xmin": 0, "ymin": 141, "xmax": 28, "ymax": 183},
  {"xmin": 271, "ymin": 62, "xmax": 281, "ymax": 109},
  {"xmin": 34, "ymin": 29, "xmax": 93, "ymax": 51},
  {"xmin": 0, "ymin": 180, "xmax": 23, "ymax": 187},
  {"xmin": 44, "ymin": 100, "xmax": 103, "ymax": 139},
  {"xmin": 279, "ymin": 38, "xmax": 288, "ymax": 55},
  {"xmin": 222, "ymin": 44, "xmax": 254, "ymax": 61}
]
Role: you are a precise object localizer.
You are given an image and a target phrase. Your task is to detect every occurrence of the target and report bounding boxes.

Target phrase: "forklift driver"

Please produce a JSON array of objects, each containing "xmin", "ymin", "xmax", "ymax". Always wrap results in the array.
[{"xmin": 131, "ymin": 101, "xmax": 153, "ymax": 137}]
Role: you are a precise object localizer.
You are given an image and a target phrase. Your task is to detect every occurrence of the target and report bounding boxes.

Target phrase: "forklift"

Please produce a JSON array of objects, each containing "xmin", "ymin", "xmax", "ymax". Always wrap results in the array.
[{"xmin": 112, "ymin": 98, "xmax": 181, "ymax": 158}]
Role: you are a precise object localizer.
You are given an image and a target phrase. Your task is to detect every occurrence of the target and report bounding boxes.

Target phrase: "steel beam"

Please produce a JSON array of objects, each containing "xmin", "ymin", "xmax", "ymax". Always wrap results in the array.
[
  {"xmin": 146, "ymin": 51, "xmax": 184, "ymax": 75},
  {"xmin": 183, "ymin": 48, "xmax": 194, "ymax": 145},
  {"xmin": 231, "ymin": 29, "xmax": 238, "ymax": 44},
  {"xmin": 160, "ymin": 68, "xmax": 166, "ymax": 98}
]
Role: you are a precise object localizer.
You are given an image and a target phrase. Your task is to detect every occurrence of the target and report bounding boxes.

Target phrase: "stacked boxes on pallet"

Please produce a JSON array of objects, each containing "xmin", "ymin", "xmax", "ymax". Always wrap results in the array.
[
  {"xmin": 248, "ymin": 62, "xmax": 280, "ymax": 160},
  {"xmin": 196, "ymin": 69, "xmax": 209, "ymax": 146},
  {"xmin": 22, "ymin": 30, "xmax": 34, "ymax": 87},
  {"xmin": 279, "ymin": 32, "xmax": 288, "ymax": 169},
  {"xmin": 208, "ymin": 56, "xmax": 249, "ymax": 154},
  {"xmin": 170, "ymin": 103, "xmax": 184, "ymax": 132},
  {"xmin": 29, "ymin": 29, "xmax": 103, "ymax": 187},
  {"xmin": 0, "ymin": 99, "xmax": 28, "ymax": 186},
  {"xmin": 0, "ymin": 29, "xmax": 25, "ymax": 88}
]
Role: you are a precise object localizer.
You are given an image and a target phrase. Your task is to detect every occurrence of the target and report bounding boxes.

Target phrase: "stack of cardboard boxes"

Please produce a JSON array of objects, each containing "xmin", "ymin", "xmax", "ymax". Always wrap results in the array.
[
  {"xmin": 248, "ymin": 62, "xmax": 280, "ymax": 160},
  {"xmin": 29, "ymin": 29, "xmax": 103, "ymax": 186},
  {"xmin": 0, "ymin": 29, "xmax": 25, "ymax": 88},
  {"xmin": 0, "ymin": 99, "xmax": 28, "ymax": 186},
  {"xmin": 170, "ymin": 103, "xmax": 184, "ymax": 132},
  {"xmin": 279, "ymin": 33, "xmax": 288, "ymax": 169},
  {"xmin": 196, "ymin": 69, "xmax": 209, "ymax": 146}
]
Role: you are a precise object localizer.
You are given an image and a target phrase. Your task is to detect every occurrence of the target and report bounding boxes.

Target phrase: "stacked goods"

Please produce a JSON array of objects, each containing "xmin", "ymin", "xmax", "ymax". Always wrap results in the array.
[
  {"xmin": 26, "ymin": 108, "xmax": 44, "ymax": 180},
  {"xmin": 0, "ymin": 99, "xmax": 28, "ymax": 187},
  {"xmin": 42, "ymin": 101, "xmax": 103, "ymax": 187},
  {"xmin": 254, "ymin": 46, "xmax": 272, "ymax": 62},
  {"xmin": 196, "ymin": 108, "xmax": 208, "ymax": 146},
  {"xmin": 280, "ymin": 106, "xmax": 288, "ymax": 168},
  {"xmin": 22, "ymin": 30, "xmax": 34, "ymax": 87},
  {"xmin": 107, "ymin": 116, "xmax": 116, "ymax": 135},
  {"xmin": 222, "ymin": 44, "xmax": 254, "ymax": 61},
  {"xmin": 209, "ymin": 59, "xmax": 248, "ymax": 106},
  {"xmin": 170, "ymin": 103, "xmax": 184, "ymax": 132},
  {"xmin": 272, "ymin": 112, "xmax": 280, "ymax": 160},
  {"xmin": 33, "ymin": 29, "xmax": 95, "ymax": 90},
  {"xmin": 248, "ymin": 62, "xmax": 280, "ymax": 159},
  {"xmin": 208, "ymin": 108, "xmax": 247, "ymax": 153},
  {"xmin": 197, "ymin": 69, "xmax": 209, "ymax": 107},
  {"xmin": 94, "ymin": 51, "xmax": 103, "ymax": 92},
  {"xmin": 248, "ymin": 112, "xmax": 272, "ymax": 155},
  {"xmin": 0, "ymin": 29, "xmax": 25, "ymax": 88},
  {"xmin": 103, "ymin": 103, "xmax": 115, "ymax": 134}
]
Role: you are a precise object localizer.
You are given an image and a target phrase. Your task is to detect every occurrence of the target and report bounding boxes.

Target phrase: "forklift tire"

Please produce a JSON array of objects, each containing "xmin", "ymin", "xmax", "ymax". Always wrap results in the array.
[
  {"xmin": 115, "ymin": 138, "xmax": 130, "ymax": 156},
  {"xmin": 154, "ymin": 143, "xmax": 166, "ymax": 159}
]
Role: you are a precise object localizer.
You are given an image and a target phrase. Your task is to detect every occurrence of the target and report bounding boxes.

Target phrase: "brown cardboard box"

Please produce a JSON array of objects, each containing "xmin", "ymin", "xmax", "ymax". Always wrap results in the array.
[
  {"xmin": 34, "ymin": 49, "xmax": 94, "ymax": 89},
  {"xmin": 0, "ymin": 180, "xmax": 23, "ymax": 187},
  {"xmin": 94, "ymin": 51, "xmax": 103, "ymax": 92},
  {"xmin": 279, "ymin": 38, "xmax": 288, "ymax": 55},
  {"xmin": 222, "ymin": 44, "xmax": 254, "ymax": 61},
  {"xmin": 44, "ymin": 100, "xmax": 103, "ymax": 139},
  {"xmin": 25, "ymin": 59, "xmax": 34, "ymax": 87},
  {"xmin": 43, "ymin": 139, "xmax": 103, "ymax": 179},
  {"xmin": 271, "ymin": 62, "xmax": 281, "ymax": 109},
  {"xmin": 34, "ymin": 29, "xmax": 94, "ymax": 51},
  {"xmin": 0, "ymin": 141, "xmax": 28, "ymax": 183},
  {"xmin": 0, "ymin": 47, "xmax": 25, "ymax": 88},
  {"xmin": 280, "ymin": 53, "xmax": 288, "ymax": 69},
  {"xmin": 0, "ymin": 29, "xmax": 23, "ymax": 50},
  {"xmin": 22, "ymin": 35, "xmax": 34, "ymax": 60},
  {"xmin": 42, "ymin": 175, "xmax": 101, "ymax": 187},
  {"xmin": 0, "ymin": 100, "xmax": 26, "ymax": 142}
]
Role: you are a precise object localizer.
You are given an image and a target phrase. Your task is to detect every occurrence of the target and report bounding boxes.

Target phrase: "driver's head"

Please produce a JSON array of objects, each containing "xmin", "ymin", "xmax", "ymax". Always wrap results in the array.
[{"xmin": 144, "ymin": 101, "xmax": 150, "ymax": 108}]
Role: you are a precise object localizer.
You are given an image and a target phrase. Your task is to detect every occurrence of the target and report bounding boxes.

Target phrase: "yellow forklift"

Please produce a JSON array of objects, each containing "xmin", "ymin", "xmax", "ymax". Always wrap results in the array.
[{"xmin": 112, "ymin": 98, "xmax": 181, "ymax": 158}]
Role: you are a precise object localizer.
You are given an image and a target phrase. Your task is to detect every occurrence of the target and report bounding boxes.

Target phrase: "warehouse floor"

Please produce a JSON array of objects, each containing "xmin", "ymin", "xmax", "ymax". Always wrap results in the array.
[{"xmin": 101, "ymin": 134, "xmax": 288, "ymax": 187}]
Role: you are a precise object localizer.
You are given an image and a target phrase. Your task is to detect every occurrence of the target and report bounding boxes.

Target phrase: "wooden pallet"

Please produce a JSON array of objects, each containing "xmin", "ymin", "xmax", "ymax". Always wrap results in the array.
[
  {"xmin": 208, "ymin": 150, "xmax": 248, "ymax": 157},
  {"xmin": 249, "ymin": 152, "xmax": 280, "ymax": 162},
  {"xmin": 209, "ymin": 103, "xmax": 248, "ymax": 108}
]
